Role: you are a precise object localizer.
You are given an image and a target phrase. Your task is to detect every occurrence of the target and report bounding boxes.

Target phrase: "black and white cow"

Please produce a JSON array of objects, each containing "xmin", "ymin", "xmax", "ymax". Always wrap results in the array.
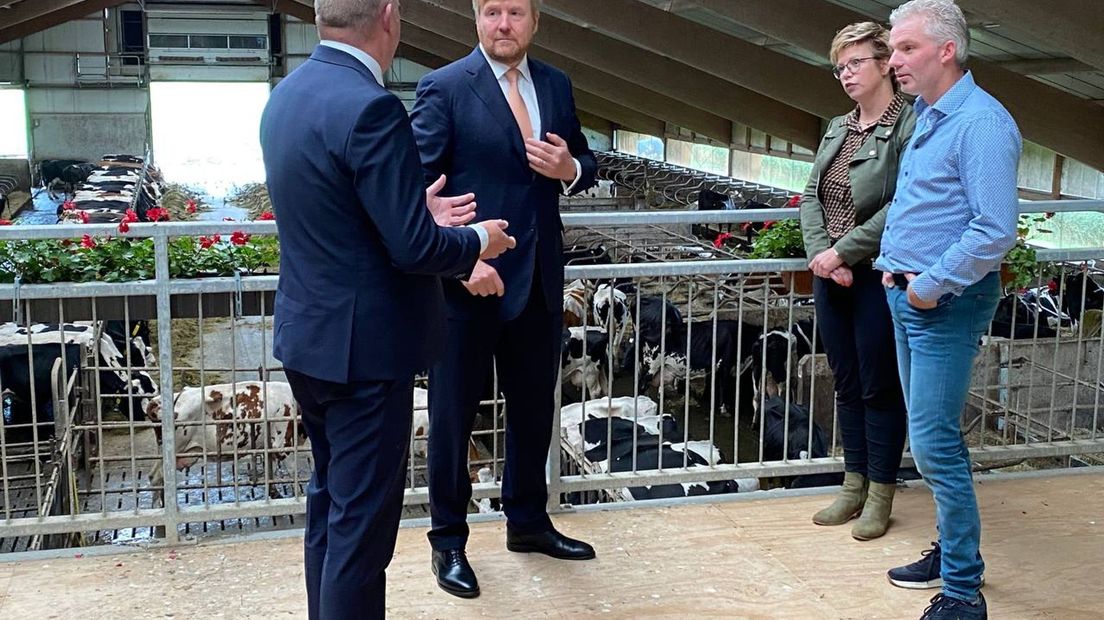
[
  {"xmin": 0, "ymin": 322, "xmax": 158, "ymax": 432},
  {"xmin": 36, "ymin": 159, "xmax": 87, "ymax": 191},
  {"xmin": 759, "ymin": 396, "xmax": 842, "ymax": 489},
  {"xmin": 561, "ymin": 396, "xmax": 758, "ymax": 500},
  {"xmin": 638, "ymin": 319, "xmax": 761, "ymax": 418},
  {"xmin": 561, "ymin": 326, "xmax": 611, "ymax": 399},
  {"xmin": 744, "ymin": 318, "xmax": 823, "ymax": 422},
  {"xmin": 990, "ymin": 292, "xmax": 1058, "ymax": 340},
  {"xmin": 1057, "ymin": 272, "xmax": 1104, "ymax": 322},
  {"xmin": 0, "ymin": 341, "xmax": 82, "ymax": 444},
  {"xmin": 1022, "ymin": 285, "xmax": 1073, "ymax": 329}
]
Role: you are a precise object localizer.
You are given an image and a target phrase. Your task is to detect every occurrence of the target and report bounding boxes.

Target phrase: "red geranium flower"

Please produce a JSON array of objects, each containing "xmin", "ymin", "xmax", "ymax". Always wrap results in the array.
[
  {"xmin": 786, "ymin": 195, "xmax": 801, "ymax": 208},
  {"xmin": 123, "ymin": 209, "xmax": 139, "ymax": 223},
  {"xmin": 118, "ymin": 221, "xmax": 130, "ymax": 233},
  {"xmin": 78, "ymin": 210, "xmax": 89, "ymax": 224},
  {"xmin": 713, "ymin": 232, "xmax": 733, "ymax": 248},
  {"xmin": 258, "ymin": 211, "xmax": 275, "ymax": 221},
  {"xmin": 0, "ymin": 219, "xmax": 11, "ymax": 226},
  {"xmin": 145, "ymin": 207, "xmax": 169, "ymax": 222},
  {"xmin": 186, "ymin": 199, "xmax": 198, "ymax": 214},
  {"xmin": 762, "ymin": 220, "xmax": 776, "ymax": 230},
  {"xmin": 62, "ymin": 200, "xmax": 76, "ymax": 211},
  {"xmin": 230, "ymin": 231, "xmax": 251, "ymax": 246},
  {"xmin": 80, "ymin": 234, "xmax": 96, "ymax": 249}
]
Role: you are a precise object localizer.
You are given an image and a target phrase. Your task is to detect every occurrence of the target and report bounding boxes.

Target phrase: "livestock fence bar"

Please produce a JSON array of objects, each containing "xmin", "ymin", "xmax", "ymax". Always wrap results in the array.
[{"xmin": 1, "ymin": 201, "xmax": 1103, "ymax": 551}]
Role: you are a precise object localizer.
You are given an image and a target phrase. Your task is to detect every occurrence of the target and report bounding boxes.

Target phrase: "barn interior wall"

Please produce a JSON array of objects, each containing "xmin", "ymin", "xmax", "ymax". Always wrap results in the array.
[{"xmin": 5, "ymin": 13, "xmax": 150, "ymax": 163}]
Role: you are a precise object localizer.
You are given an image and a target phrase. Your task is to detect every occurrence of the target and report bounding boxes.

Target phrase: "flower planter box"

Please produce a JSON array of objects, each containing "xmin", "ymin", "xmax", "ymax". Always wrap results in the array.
[{"xmin": 1, "ymin": 291, "xmax": 277, "ymax": 322}]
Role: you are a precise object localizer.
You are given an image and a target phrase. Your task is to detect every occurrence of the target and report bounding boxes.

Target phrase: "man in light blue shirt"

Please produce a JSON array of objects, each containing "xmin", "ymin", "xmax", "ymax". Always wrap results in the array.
[{"xmin": 874, "ymin": 2, "xmax": 1021, "ymax": 619}]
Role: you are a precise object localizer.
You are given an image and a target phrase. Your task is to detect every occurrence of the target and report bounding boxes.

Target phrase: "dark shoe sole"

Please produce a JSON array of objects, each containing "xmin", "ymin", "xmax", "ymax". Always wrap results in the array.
[
  {"xmin": 506, "ymin": 541, "xmax": 596, "ymax": 560},
  {"xmin": 435, "ymin": 580, "xmax": 481, "ymax": 599}
]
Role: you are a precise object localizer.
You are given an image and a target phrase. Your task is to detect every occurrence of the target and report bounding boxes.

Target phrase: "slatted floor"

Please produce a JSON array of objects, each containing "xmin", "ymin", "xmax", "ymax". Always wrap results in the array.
[{"xmin": 2, "ymin": 469, "xmax": 1101, "ymax": 619}]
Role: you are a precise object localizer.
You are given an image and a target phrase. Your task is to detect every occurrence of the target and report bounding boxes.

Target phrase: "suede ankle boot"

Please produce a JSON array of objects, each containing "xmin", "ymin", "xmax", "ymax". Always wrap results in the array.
[{"xmin": 812, "ymin": 471, "xmax": 867, "ymax": 526}]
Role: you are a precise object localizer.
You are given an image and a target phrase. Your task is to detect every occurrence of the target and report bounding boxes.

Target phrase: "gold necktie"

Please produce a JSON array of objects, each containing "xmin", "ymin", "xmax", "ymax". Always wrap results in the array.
[{"xmin": 505, "ymin": 67, "xmax": 533, "ymax": 141}]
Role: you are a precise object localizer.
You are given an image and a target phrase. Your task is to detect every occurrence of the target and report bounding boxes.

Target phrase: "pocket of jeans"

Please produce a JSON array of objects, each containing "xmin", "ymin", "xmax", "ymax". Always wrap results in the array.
[{"xmin": 912, "ymin": 292, "xmax": 954, "ymax": 313}]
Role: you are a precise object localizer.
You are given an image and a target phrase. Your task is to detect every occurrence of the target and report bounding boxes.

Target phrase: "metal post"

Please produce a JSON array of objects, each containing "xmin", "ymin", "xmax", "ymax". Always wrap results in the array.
[{"xmin": 153, "ymin": 231, "xmax": 180, "ymax": 544}]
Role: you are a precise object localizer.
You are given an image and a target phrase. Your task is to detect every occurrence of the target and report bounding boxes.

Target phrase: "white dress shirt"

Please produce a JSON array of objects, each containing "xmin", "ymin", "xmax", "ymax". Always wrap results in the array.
[
  {"xmin": 319, "ymin": 40, "xmax": 488, "ymax": 251},
  {"xmin": 478, "ymin": 45, "xmax": 581, "ymax": 193}
]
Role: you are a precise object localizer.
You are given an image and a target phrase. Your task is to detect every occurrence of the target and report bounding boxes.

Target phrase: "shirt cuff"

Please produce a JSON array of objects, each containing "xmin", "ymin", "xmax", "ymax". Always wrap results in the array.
[
  {"xmin": 467, "ymin": 223, "xmax": 489, "ymax": 254},
  {"xmin": 561, "ymin": 158, "xmax": 582, "ymax": 195},
  {"xmin": 909, "ymin": 272, "xmax": 942, "ymax": 303}
]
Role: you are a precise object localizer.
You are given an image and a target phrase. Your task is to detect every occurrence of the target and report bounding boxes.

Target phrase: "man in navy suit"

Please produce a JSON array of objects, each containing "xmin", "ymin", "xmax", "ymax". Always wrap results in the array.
[
  {"xmin": 411, "ymin": 0, "xmax": 598, "ymax": 599},
  {"xmin": 259, "ymin": 1, "xmax": 516, "ymax": 618}
]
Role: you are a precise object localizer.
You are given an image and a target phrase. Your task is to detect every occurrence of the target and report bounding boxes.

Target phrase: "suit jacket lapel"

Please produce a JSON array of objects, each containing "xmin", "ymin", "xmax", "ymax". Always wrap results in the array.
[{"xmin": 464, "ymin": 49, "xmax": 526, "ymax": 160}]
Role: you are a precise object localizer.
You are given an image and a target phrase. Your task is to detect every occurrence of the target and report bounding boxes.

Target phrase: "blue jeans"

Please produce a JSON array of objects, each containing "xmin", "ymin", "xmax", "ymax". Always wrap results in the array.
[{"xmin": 885, "ymin": 272, "xmax": 1000, "ymax": 602}]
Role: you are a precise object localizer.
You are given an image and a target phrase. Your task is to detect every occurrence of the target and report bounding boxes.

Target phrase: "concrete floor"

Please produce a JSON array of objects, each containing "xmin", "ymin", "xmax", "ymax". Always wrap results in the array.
[{"xmin": 1, "ymin": 470, "xmax": 1101, "ymax": 619}]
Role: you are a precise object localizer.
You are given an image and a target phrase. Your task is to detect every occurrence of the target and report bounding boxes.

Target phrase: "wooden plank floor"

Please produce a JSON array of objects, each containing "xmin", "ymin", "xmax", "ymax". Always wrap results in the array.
[{"xmin": 1, "ymin": 470, "xmax": 1101, "ymax": 619}]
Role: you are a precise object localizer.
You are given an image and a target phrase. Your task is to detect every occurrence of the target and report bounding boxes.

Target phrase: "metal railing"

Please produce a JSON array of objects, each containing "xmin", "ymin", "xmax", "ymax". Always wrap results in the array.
[{"xmin": 1, "ymin": 202, "xmax": 1103, "ymax": 551}]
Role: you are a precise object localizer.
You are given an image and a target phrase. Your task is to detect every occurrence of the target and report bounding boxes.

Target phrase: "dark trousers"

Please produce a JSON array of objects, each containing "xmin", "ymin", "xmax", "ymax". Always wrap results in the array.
[
  {"xmin": 813, "ymin": 263, "xmax": 908, "ymax": 484},
  {"xmin": 285, "ymin": 369, "xmax": 414, "ymax": 620},
  {"xmin": 426, "ymin": 277, "xmax": 561, "ymax": 551}
]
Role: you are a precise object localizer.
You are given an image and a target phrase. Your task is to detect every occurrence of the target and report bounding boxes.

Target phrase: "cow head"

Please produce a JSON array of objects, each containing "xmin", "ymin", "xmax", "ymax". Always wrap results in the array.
[{"xmin": 561, "ymin": 327, "xmax": 611, "ymax": 399}]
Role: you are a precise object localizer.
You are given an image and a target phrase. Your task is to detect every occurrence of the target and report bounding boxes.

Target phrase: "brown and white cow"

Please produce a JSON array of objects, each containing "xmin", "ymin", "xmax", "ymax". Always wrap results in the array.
[{"xmin": 144, "ymin": 381, "xmax": 306, "ymax": 503}]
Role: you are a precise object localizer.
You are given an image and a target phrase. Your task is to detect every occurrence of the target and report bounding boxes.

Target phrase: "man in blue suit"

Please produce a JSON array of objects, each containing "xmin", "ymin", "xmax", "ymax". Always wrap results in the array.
[
  {"xmin": 259, "ymin": 1, "xmax": 516, "ymax": 618},
  {"xmin": 411, "ymin": 0, "xmax": 598, "ymax": 599}
]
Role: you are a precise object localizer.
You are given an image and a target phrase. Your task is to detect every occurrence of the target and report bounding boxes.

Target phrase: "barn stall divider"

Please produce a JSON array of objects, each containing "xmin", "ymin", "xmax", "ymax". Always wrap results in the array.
[{"xmin": 1, "ymin": 204, "xmax": 1104, "ymax": 553}]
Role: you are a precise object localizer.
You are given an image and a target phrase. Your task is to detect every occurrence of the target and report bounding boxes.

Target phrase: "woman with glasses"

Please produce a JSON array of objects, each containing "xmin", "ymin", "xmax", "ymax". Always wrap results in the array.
[{"xmin": 799, "ymin": 22, "xmax": 915, "ymax": 540}]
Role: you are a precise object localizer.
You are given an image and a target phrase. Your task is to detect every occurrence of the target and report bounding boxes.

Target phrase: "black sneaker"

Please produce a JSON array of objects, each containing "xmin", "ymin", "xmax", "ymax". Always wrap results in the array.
[
  {"xmin": 920, "ymin": 592, "xmax": 987, "ymax": 619},
  {"xmin": 888, "ymin": 541, "xmax": 943, "ymax": 589}
]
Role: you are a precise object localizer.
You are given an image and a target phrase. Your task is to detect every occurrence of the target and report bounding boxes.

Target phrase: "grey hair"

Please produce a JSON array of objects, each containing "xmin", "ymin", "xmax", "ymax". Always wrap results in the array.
[
  {"xmin": 314, "ymin": 0, "xmax": 392, "ymax": 28},
  {"xmin": 471, "ymin": 0, "xmax": 543, "ymax": 18},
  {"xmin": 890, "ymin": 0, "xmax": 970, "ymax": 66}
]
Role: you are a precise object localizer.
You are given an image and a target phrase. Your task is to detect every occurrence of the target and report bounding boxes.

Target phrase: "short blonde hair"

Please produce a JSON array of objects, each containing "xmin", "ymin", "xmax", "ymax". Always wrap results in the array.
[{"xmin": 830, "ymin": 21, "xmax": 892, "ymax": 65}]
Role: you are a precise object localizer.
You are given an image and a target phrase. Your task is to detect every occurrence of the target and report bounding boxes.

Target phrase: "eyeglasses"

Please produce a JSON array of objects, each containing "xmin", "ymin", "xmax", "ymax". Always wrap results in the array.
[{"xmin": 831, "ymin": 56, "xmax": 877, "ymax": 79}]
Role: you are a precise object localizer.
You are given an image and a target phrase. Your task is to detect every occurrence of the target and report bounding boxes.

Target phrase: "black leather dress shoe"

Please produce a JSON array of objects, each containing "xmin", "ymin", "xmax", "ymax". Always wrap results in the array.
[
  {"xmin": 506, "ymin": 528, "xmax": 596, "ymax": 560},
  {"xmin": 431, "ymin": 549, "xmax": 480, "ymax": 598}
]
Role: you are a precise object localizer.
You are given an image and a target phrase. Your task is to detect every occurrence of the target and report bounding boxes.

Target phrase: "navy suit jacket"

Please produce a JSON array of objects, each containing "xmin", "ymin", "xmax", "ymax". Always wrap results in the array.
[
  {"xmin": 260, "ymin": 45, "xmax": 481, "ymax": 383},
  {"xmin": 411, "ymin": 49, "xmax": 597, "ymax": 321}
]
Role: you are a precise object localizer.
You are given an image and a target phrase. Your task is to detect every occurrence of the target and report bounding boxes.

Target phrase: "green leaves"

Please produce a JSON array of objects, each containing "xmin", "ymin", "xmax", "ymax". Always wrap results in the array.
[
  {"xmin": 0, "ymin": 234, "xmax": 280, "ymax": 285},
  {"xmin": 748, "ymin": 219, "xmax": 806, "ymax": 259}
]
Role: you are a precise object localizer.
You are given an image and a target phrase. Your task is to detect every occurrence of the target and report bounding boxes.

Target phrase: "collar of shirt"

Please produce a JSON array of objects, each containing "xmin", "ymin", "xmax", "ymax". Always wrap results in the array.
[
  {"xmin": 478, "ymin": 44, "xmax": 532, "ymax": 85},
  {"xmin": 845, "ymin": 91, "xmax": 906, "ymax": 133},
  {"xmin": 319, "ymin": 40, "xmax": 384, "ymax": 86},
  {"xmin": 914, "ymin": 70, "xmax": 977, "ymax": 120}
]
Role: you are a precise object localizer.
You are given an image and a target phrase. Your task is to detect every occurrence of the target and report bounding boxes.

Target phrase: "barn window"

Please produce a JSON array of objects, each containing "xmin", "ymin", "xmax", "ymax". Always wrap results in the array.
[
  {"xmin": 0, "ymin": 88, "xmax": 28, "ymax": 158},
  {"xmin": 150, "ymin": 81, "xmax": 269, "ymax": 196}
]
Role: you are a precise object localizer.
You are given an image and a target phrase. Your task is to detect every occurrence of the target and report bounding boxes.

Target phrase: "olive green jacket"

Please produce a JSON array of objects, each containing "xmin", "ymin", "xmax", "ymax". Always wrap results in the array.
[{"xmin": 799, "ymin": 102, "xmax": 916, "ymax": 266}]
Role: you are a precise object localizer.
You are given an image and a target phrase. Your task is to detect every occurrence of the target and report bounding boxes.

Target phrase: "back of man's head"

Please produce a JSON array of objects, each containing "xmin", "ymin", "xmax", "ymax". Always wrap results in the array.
[{"xmin": 315, "ymin": 0, "xmax": 388, "ymax": 29}]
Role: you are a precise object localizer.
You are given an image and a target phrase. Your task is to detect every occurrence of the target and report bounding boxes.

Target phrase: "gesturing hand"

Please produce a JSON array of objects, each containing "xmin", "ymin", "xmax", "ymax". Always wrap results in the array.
[
  {"xmin": 425, "ymin": 174, "xmax": 477, "ymax": 227},
  {"xmin": 525, "ymin": 133, "xmax": 577, "ymax": 182},
  {"xmin": 474, "ymin": 219, "xmax": 516, "ymax": 260}
]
